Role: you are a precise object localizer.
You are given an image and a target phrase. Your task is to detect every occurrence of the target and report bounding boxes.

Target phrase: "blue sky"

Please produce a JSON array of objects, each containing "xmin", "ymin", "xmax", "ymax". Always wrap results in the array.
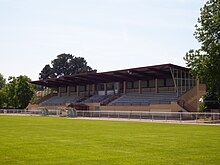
[{"xmin": 0, "ymin": 0, "xmax": 206, "ymax": 80}]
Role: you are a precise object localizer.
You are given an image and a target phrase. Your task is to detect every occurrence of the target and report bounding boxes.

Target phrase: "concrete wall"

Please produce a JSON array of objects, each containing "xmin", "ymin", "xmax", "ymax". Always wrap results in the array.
[{"xmin": 95, "ymin": 102, "xmax": 185, "ymax": 112}]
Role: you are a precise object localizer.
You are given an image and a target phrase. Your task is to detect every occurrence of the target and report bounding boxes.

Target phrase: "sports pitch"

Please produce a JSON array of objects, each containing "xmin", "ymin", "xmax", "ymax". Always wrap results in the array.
[{"xmin": 0, "ymin": 116, "xmax": 219, "ymax": 165}]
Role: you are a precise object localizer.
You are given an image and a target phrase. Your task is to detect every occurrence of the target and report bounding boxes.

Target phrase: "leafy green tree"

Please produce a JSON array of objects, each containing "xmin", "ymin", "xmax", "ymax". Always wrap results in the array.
[
  {"xmin": 0, "ymin": 77, "xmax": 17, "ymax": 108},
  {"xmin": 0, "ymin": 73, "xmax": 6, "ymax": 89},
  {"xmin": 203, "ymin": 90, "xmax": 220, "ymax": 111},
  {"xmin": 0, "ymin": 73, "xmax": 6, "ymax": 108},
  {"xmin": 15, "ymin": 76, "xmax": 35, "ymax": 108},
  {"xmin": 0, "ymin": 88, "xmax": 6, "ymax": 108},
  {"xmin": 39, "ymin": 64, "xmax": 54, "ymax": 80},
  {"xmin": 184, "ymin": 0, "xmax": 220, "ymax": 99},
  {"xmin": 52, "ymin": 53, "xmax": 74, "ymax": 77},
  {"xmin": 39, "ymin": 53, "xmax": 96, "ymax": 80},
  {"xmin": 0, "ymin": 76, "xmax": 34, "ymax": 109}
]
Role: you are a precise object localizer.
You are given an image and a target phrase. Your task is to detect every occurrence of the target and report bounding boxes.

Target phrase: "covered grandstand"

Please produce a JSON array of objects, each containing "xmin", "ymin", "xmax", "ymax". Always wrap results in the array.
[{"xmin": 30, "ymin": 63, "xmax": 206, "ymax": 112}]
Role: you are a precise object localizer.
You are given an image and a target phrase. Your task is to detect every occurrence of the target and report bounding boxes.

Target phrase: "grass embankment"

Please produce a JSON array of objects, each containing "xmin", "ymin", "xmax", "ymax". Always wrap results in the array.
[{"xmin": 0, "ymin": 116, "xmax": 219, "ymax": 164}]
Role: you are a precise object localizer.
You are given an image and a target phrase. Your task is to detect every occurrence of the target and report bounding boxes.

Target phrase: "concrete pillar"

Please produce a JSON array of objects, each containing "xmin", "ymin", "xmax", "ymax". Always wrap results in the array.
[
  {"xmin": 155, "ymin": 78, "xmax": 158, "ymax": 93},
  {"xmin": 58, "ymin": 87, "xmax": 61, "ymax": 97},
  {"xmin": 176, "ymin": 70, "xmax": 179, "ymax": 96},
  {"xmin": 138, "ymin": 80, "xmax": 142, "ymax": 94},
  {"xmin": 76, "ymin": 85, "xmax": 80, "ymax": 96},
  {"xmin": 51, "ymin": 88, "xmax": 54, "ymax": 96},
  {"xmin": 92, "ymin": 84, "xmax": 95, "ymax": 95},
  {"xmin": 45, "ymin": 88, "xmax": 48, "ymax": 96},
  {"xmin": 113, "ymin": 83, "xmax": 116, "ymax": 94},
  {"xmin": 180, "ymin": 70, "xmax": 183, "ymax": 95},
  {"xmin": 46, "ymin": 88, "xmax": 49, "ymax": 95},
  {"xmin": 104, "ymin": 83, "xmax": 107, "ymax": 95},
  {"xmin": 67, "ymin": 86, "xmax": 70, "ymax": 96},
  {"xmin": 123, "ymin": 81, "xmax": 127, "ymax": 94},
  {"xmin": 173, "ymin": 69, "xmax": 177, "ymax": 93},
  {"xmin": 117, "ymin": 82, "xmax": 120, "ymax": 94},
  {"xmin": 87, "ymin": 85, "xmax": 90, "ymax": 96}
]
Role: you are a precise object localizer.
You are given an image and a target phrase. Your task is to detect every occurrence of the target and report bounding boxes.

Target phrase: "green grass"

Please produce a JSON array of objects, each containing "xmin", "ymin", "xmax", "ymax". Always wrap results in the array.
[{"xmin": 0, "ymin": 116, "xmax": 220, "ymax": 165}]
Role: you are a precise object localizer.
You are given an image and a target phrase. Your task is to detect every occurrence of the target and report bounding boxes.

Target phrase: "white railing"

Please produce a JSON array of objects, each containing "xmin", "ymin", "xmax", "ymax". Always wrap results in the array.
[
  {"xmin": 1, "ymin": 109, "xmax": 220, "ymax": 124},
  {"xmin": 0, "ymin": 109, "xmax": 27, "ymax": 113},
  {"xmin": 76, "ymin": 110, "xmax": 220, "ymax": 124},
  {"xmin": 0, "ymin": 109, "xmax": 43, "ymax": 115}
]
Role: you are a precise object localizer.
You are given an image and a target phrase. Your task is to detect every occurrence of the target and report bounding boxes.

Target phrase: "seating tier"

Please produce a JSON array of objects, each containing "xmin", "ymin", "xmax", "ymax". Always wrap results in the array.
[{"xmin": 108, "ymin": 92, "xmax": 177, "ymax": 106}]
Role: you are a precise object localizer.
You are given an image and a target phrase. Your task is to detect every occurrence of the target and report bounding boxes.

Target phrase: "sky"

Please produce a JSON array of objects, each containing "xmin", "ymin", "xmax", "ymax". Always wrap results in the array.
[{"xmin": 0, "ymin": 0, "xmax": 206, "ymax": 80}]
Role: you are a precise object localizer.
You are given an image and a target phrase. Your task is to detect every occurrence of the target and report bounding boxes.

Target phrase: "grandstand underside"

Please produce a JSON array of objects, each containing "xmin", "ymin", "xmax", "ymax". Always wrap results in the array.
[{"xmin": 30, "ymin": 64, "xmax": 206, "ymax": 112}]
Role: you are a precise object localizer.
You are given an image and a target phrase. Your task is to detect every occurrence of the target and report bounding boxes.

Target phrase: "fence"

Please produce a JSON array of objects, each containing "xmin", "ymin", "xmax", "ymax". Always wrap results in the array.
[
  {"xmin": 0, "ymin": 109, "xmax": 27, "ymax": 114},
  {"xmin": 76, "ymin": 111, "xmax": 220, "ymax": 123},
  {"xmin": 0, "ymin": 109, "xmax": 71, "ymax": 116},
  {"xmin": 1, "ymin": 109, "xmax": 220, "ymax": 124},
  {"xmin": 0, "ymin": 109, "xmax": 43, "ymax": 115}
]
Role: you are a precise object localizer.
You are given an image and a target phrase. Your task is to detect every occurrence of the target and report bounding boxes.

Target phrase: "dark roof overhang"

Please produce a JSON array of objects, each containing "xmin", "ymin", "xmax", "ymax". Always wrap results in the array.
[{"xmin": 31, "ymin": 63, "xmax": 189, "ymax": 87}]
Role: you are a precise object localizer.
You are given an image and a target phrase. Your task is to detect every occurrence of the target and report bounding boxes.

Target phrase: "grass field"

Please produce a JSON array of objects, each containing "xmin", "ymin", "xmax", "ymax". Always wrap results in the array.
[{"xmin": 0, "ymin": 116, "xmax": 220, "ymax": 165}]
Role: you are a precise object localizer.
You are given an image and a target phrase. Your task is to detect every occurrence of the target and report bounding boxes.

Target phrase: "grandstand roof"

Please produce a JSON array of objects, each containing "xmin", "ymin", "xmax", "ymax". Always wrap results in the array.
[{"xmin": 31, "ymin": 63, "xmax": 189, "ymax": 87}]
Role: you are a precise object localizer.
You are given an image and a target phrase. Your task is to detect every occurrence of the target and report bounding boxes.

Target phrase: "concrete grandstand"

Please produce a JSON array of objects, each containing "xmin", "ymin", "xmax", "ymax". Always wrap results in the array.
[{"xmin": 29, "ymin": 63, "xmax": 206, "ymax": 112}]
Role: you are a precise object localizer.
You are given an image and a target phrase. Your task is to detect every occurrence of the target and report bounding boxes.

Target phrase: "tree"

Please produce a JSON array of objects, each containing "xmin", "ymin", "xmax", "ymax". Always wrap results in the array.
[
  {"xmin": 39, "ymin": 53, "xmax": 96, "ymax": 80},
  {"xmin": 3, "ymin": 77, "xmax": 18, "ymax": 108},
  {"xmin": 15, "ymin": 76, "xmax": 35, "ymax": 108},
  {"xmin": 0, "ymin": 87, "xmax": 6, "ymax": 108},
  {"xmin": 39, "ymin": 64, "xmax": 54, "ymax": 80},
  {"xmin": 52, "ymin": 53, "xmax": 74, "ymax": 77},
  {"xmin": 0, "ymin": 73, "xmax": 6, "ymax": 89},
  {"xmin": 0, "ymin": 76, "xmax": 34, "ymax": 109},
  {"xmin": 184, "ymin": 0, "xmax": 220, "ymax": 100},
  {"xmin": 203, "ymin": 90, "xmax": 220, "ymax": 111}
]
